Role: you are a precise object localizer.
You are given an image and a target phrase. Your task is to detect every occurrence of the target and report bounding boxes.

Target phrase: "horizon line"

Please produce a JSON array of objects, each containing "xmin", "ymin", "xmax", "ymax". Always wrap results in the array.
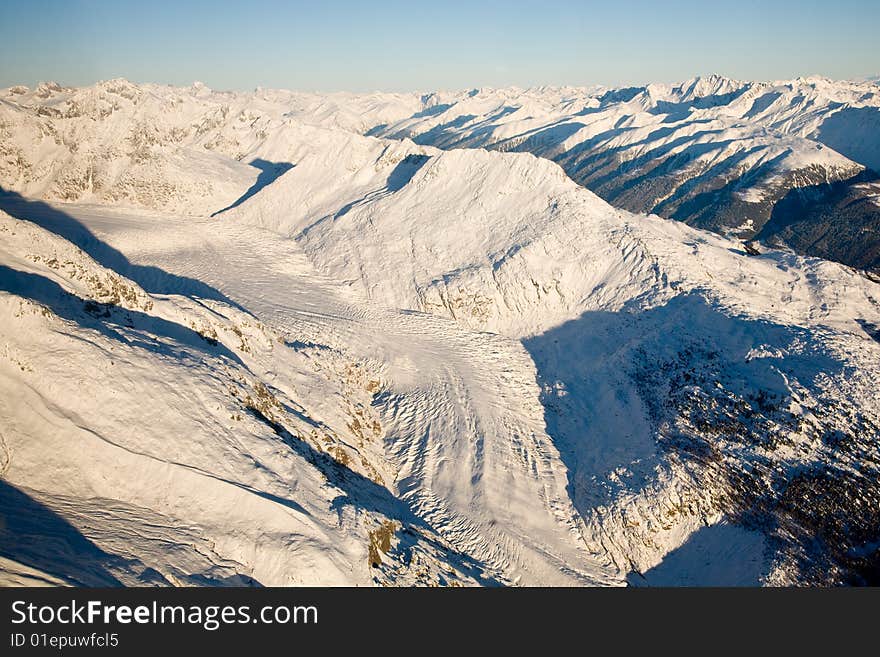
[{"xmin": 4, "ymin": 71, "xmax": 879, "ymax": 97}]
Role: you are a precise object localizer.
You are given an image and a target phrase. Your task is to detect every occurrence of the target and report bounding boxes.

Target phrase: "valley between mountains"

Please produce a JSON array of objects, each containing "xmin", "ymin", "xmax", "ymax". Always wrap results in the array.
[{"xmin": 1, "ymin": 78, "xmax": 879, "ymax": 586}]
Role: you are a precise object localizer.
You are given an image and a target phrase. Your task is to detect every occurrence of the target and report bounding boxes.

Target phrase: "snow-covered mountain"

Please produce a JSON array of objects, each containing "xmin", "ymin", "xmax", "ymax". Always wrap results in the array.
[
  {"xmin": 226, "ymin": 123, "xmax": 880, "ymax": 584},
  {"xmin": 0, "ymin": 190, "xmax": 622, "ymax": 586},
  {"xmin": 1, "ymin": 79, "xmax": 879, "ymax": 586},
  {"xmin": 4, "ymin": 76, "xmax": 878, "ymax": 272},
  {"xmin": 0, "ymin": 80, "xmax": 420, "ymax": 215},
  {"xmin": 369, "ymin": 75, "xmax": 880, "ymax": 273}
]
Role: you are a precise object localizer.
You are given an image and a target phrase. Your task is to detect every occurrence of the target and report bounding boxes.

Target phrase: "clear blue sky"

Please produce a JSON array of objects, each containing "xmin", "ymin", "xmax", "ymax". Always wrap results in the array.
[{"xmin": 1, "ymin": 0, "xmax": 877, "ymax": 91}]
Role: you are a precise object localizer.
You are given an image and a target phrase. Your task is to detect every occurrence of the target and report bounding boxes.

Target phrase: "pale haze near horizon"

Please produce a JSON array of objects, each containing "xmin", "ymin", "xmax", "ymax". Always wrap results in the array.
[{"xmin": 1, "ymin": 0, "xmax": 878, "ymax": 92}]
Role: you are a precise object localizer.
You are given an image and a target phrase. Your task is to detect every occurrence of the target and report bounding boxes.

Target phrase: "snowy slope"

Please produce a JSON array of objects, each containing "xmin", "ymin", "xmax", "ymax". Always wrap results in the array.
[
  {"xmin": 0, "ymin": 195, "xmax": 620, "ymax": 587},
  {"xmin": 1, "ymin": 82, "xmax": 879, "ymax": 586}
]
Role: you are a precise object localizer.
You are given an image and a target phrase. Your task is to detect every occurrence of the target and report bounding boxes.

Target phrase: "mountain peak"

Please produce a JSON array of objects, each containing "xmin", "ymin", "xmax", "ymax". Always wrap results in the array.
[{"xmin": 675, "ymin": 73, "xmax": 745, "ymax": 100}]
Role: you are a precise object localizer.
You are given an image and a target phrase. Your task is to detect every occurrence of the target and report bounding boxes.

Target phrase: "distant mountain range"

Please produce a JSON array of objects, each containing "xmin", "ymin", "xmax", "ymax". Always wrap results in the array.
[
  {"xmin": 3, "ymin": 75, "xmax": 878, "ymax": 272},
  {"xmin": 368, "ymin": 75, "xmax": 880, "ymax": 273}
]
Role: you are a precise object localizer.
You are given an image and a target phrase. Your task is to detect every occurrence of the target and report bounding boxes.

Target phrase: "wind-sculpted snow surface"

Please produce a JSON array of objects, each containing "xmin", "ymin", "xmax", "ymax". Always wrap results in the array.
[
  {"xmin": 1, "ymin": 82, "xmax": 879, "ymax": 586},
  {"xmin": 0, "ymin": 200, "xmax": 619, "ymax": 586}
]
